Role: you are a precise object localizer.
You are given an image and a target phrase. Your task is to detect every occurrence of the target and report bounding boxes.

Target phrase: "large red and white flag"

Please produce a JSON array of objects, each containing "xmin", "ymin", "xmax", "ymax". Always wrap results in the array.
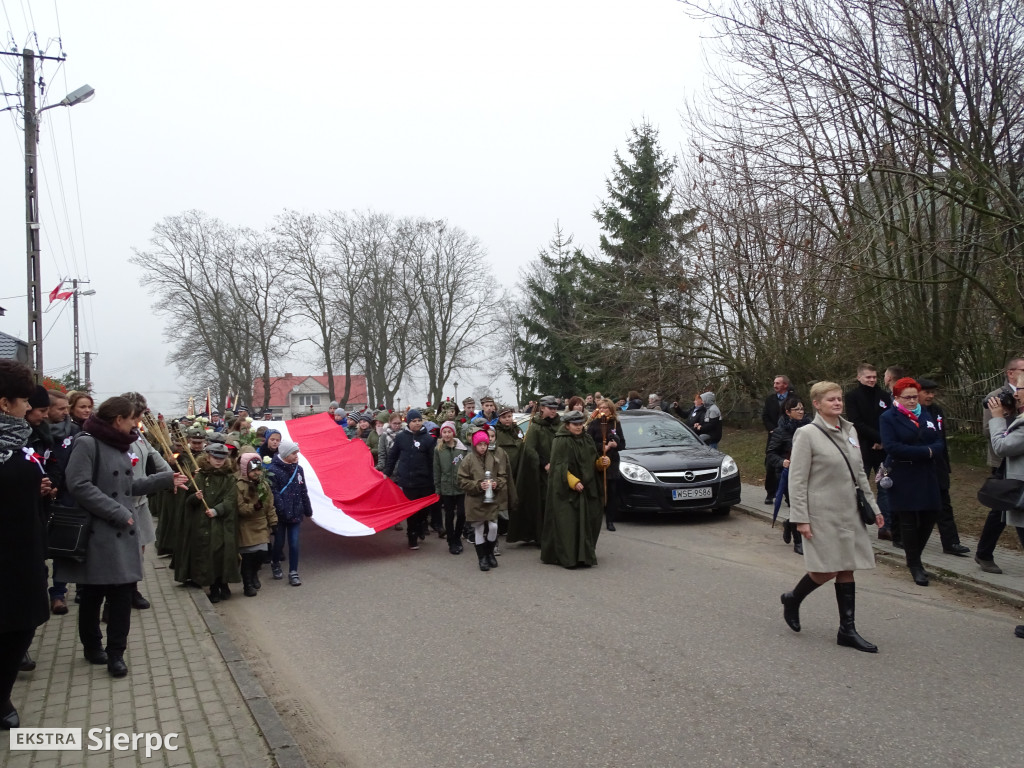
[
  {"xmin": 48, "ymin": 281, "xmax": 73, "ymax": 303},
  {"xmin": 255, "ymin": 412, "xmax": 436, "ymax": 535}
]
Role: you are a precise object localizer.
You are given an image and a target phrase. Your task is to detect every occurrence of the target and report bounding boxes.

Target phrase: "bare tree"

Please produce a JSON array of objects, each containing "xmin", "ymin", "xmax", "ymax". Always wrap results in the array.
[
  {"xmin": 398, "ymin": 217, "xmax": 495, "ymax": 405},
  {"xmin": 325, "ymin": 210, "xmax": 417, "ymax": 409},
  {"xmin": 676, "ymin": 0, "xmax": 1024, "ymax": 409},
  {"xmin": 274, "ymin": 210, "xmax": 341, "ymax": 402},
  {"xmin": 493, "ymin": 290, "xmax": 535, "ymax": 407},
  {"xmin": 131, "ymin": 210, "xmax": 259, "ymax": 403},
  {"xmin": 227, "ymin": 228, "xmax": 294, "ymax": 410}
]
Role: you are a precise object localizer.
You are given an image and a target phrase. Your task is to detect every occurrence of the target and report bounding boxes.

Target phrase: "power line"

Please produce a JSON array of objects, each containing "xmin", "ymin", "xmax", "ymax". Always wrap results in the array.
[
  {"xmin": 55, "ymin": 59, "xmax": 88, "ymax": 282},
  {"xmin": 41, "ymin": 294, "xmax": 70, "ymax": 341},
  {"xmin": 1, "ymin": 2, "xmax": 16, "ymax": 45},
  {"xmin": 16, "ymin": 0, "xmax": 32, "ymax": 43},
  {"xmin": 39, "ymin": 156, "xmax": 75, "ymax": 281},
  {"xmin": 51, "ymin": 0, "xmax": 61, "ymax": 52}
]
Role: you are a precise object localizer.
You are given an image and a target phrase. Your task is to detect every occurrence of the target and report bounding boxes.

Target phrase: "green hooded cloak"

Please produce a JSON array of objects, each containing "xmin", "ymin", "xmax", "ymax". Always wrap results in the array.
[
  {"xmin": 173, "ymin": 454, "xmax": 240, "ymax": 586},
  {"xmin": 507, "ymin": 413, "xmax": 560, "ymax": 543},
  {"xmin": 540, "ymin": 424, "xmax": 603, "ymax": 568}
]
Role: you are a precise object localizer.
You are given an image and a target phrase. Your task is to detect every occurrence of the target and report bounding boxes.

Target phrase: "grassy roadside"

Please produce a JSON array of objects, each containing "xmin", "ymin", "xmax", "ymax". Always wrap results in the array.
[{"xmin": 720, "ymin": 427, "xmax": 1020, "ymax": 551}]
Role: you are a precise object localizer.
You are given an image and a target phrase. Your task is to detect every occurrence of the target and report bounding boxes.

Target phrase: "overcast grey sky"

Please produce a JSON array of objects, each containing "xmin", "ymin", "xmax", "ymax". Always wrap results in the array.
[{"xmin": 0, "ymin": 0, "xmax": 706, "ymax": 413}]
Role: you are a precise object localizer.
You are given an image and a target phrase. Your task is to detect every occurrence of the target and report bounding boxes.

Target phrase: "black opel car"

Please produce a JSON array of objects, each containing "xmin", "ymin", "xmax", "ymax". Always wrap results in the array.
[{"xmin": 614, "ymin": 410, "xmax": 742, "ymax": 515}]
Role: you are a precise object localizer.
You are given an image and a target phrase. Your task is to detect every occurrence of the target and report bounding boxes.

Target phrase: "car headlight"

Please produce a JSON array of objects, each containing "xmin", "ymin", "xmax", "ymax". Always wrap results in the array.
[
  {"xmin": 619, "ymin": 461, "xmax": 656, "ymax": 484},
  {"xmin": 720, "ymin": 455, "xmax": 739, "ymax": 478}
]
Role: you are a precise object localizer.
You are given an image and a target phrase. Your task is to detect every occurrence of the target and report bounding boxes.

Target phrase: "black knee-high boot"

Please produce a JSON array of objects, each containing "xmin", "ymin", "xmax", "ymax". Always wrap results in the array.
[
  {"xmin": 475, "ymin": 543, "xmax": 490, "ymax": 572},
  {"xmin": 250, "ymin": 553, "xmax": 262, "ymax": 590},
  {"xmin": 242, "ymin": 555, "xmax": 257, "ymax": 597},
  {"xmin": 835, "ymin": 582, "xmax": 878, "ymax": 653},
  {"xmin": 486, "ymin": 539, "xmax": 499, "ymax": 568},
  {"xmin": 780, "ymin": 574, "xmax": 821, "ymax": 632},
  {"xmin": 901, "ymin": 510, "xmax": 931, "ymax": 585}
]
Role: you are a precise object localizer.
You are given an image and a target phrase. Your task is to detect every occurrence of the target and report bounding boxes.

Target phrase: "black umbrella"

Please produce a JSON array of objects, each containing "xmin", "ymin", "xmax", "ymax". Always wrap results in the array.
[{"xmin": 771, "ymin": 467, "xmax": 789, "ymax": 527}]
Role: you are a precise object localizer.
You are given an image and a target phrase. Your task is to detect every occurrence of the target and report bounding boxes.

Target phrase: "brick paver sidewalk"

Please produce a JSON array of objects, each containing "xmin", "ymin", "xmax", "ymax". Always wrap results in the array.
[{"xmin": 1, "ymin": 551, "xmax": 293, "ymax": 768}]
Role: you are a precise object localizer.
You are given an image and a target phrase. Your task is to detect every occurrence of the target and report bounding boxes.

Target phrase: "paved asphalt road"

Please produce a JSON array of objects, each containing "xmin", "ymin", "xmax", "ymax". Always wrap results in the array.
[{"xmin": 219, "ymin": 512, "xmax": 1023, "ymax": 768}]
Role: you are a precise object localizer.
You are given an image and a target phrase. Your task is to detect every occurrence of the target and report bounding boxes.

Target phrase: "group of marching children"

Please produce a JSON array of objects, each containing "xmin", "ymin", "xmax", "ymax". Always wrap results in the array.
[
  {"xmin": 153, "ymin": 416, "xmax": 313, "ymax": 601},
  {"xmin": 387, "ymin": 401, "xmax": 517, "ymax": 573}
]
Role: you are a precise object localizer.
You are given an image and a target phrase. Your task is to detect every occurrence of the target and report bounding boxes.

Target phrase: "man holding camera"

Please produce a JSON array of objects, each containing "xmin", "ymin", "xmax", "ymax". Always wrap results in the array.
[{"xmin": 975, "ymin": 357, "xmax": 1024, "ymax": 574}]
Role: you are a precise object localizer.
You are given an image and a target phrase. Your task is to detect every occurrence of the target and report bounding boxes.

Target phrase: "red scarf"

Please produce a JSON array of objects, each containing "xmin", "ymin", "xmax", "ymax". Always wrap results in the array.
[{"xmin": 895, "ymin": 403, "xmax": 919, "ymax": 428}]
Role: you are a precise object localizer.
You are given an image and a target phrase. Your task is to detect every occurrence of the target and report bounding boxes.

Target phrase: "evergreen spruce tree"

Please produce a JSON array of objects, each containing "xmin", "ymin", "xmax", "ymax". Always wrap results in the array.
[
  {"xmin": 514, "ymin": 224, "xmax": 597, "ymax": 398},
  {"xmin": 590, "ymin": 121, "xmax": 697, "ymax": 392}
]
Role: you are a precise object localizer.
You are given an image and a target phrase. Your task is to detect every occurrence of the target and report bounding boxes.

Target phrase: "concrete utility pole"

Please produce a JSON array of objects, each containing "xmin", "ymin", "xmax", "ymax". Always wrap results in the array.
[
  {"xmin": 24, "ymin": 49, "xmax": 43, "ymax": 373},
  {"xmin": 71, "ymin": 279, "xmax": 94, "ymax": 386},
  {"xmin": 83, "ymin": 351, "xmax": 94, "ymax": 392},
  {"xmin": 73, "ymin": 279, "xmax": 80, "ymax": 383},
  {"xmin": 6, "ymin": 46, "xmax": 93, "ymax": 377}
]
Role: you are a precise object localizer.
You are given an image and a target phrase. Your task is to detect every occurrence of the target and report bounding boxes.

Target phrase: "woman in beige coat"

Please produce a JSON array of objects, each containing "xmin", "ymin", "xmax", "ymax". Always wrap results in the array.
[{"xmin": 781, "ymin": 381, "xmax": 884, "ymax": 653}]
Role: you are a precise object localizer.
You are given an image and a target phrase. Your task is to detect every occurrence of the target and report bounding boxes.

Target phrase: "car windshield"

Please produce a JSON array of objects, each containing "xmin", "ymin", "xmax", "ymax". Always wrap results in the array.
[{"xmin": 621, "ymin": 415, "xmax": 703, "ymax": 449}]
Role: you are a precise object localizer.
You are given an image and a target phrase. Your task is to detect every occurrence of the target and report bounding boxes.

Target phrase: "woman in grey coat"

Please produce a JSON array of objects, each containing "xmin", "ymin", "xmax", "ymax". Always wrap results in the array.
[
  {"xmin": 55, "ymin": 397, "xmax": 185, "ymax": 678},
  {"xmin": 780, "ymin": 381, "xmax": 884, "ymax": 653}
]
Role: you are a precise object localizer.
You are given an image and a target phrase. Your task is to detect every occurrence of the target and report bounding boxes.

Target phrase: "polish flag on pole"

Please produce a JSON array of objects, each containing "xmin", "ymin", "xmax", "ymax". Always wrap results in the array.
[
  {"xmin": 48, "ymin": 280, "xmax": 73, "ymax": 303},
  {"xmin": 205, "ymin": 388, "xmax": 212, "ymax": 417},
  {"xmin": 224, "ymin": 390, "xmax": 233, "ymax": 411}
]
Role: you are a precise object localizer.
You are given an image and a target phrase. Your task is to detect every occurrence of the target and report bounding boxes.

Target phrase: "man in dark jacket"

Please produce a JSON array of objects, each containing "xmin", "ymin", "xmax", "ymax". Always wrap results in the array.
[
  {"xmin": 47, "ymin": 389, "xmax": 75, "ymax": 443},
  {"xmin": 762, "ymin": 376, "xmax": 794, "ymax": 432},
  {"xmin": 385, "ymin": 409, "xmax": 438, "ymax": 549},
  {"xmin": 917, "ymin": 379, "xmax": 970, "ymax": 556},
  {"xmin": 762, "ymin": 375, "xmax": 794, "ymax": 503},
  {"xmin": 844, "ymin": 363, "xmax": 895, "ymax": 540}
]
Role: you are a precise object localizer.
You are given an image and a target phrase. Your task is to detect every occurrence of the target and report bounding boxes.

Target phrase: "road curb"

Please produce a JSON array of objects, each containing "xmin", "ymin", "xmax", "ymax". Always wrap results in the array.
[
  {"xmin": 190, "ymin": 588, "xmax": 312, "ymax": 768},
  {"xmin": 735, "ymin": 501, "xmax": 1024, "ymax": 609}
]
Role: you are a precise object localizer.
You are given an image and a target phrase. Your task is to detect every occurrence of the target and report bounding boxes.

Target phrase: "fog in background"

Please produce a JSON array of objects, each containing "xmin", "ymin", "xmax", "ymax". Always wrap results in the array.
[{"xmin": 0, "ymin": 1, "xmax": 705, "ymax": 412}]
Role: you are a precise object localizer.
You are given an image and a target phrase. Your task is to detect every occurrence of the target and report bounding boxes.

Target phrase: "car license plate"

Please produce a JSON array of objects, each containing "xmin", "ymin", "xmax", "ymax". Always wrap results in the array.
[{"xmin": 672, "ymin": 487, "xmax": 712, "ymax": 500}]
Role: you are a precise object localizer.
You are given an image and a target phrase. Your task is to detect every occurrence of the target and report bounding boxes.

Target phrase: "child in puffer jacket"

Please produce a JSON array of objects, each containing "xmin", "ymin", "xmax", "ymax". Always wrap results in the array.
[{"xmin": 266, "ymin": 440, "xmax": 312, "ymax": 586}]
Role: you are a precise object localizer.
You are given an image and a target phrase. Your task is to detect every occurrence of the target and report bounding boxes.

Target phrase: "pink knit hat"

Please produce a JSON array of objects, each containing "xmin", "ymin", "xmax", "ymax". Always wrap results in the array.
[
  {"xmin": 239, "ymin": 452, "xmax": 262, "ymax": 480},
  {"xmin": 471, "ymin": 430, "xmax": 490, "ymax": 447}
]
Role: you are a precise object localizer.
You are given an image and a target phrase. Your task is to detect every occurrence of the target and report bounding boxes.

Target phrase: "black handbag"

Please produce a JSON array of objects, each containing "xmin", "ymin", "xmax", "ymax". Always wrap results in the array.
[
  {"xmin": 46, "ymin": 434, "xmax": 99, "ymax": 563},
  {"xmin": 812, "ymin": 424, "xmax": 877, "ymax": 525},
  {"xmin": 977, "ymin": 477, "xmax": 1024, "ymax": 512},
  {"xmin": 46, "ymin": 505, "xmax": 91, "ymax": 562}
]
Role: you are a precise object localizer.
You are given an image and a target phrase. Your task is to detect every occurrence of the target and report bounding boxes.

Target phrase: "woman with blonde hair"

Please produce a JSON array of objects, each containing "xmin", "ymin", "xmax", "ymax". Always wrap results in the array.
[
  {"xmin": 67, "ymin": 390, "xmax": 94, "ymax": 427},
  {"xmin": 780, "ymin": 381, "xmax": 884, "ymax": 653}
]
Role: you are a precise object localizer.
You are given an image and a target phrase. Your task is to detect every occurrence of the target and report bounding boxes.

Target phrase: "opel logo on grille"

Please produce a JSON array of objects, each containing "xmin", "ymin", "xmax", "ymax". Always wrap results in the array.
[{"xmin": 683, "ymin": 471, "xmax": 695, "ymax": 482}]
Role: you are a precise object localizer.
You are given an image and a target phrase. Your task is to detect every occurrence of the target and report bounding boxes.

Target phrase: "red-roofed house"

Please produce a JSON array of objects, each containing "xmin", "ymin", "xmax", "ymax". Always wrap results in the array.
[{"xmin": 251, "ymin": 373, "xmax": 368, "ymax": 419}]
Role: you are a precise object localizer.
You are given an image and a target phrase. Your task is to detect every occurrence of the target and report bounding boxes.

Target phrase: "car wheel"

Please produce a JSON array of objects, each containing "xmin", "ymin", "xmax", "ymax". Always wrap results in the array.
[{"xmin": 711, "ymin": 506, "xmax": 730, "ymax": 516}]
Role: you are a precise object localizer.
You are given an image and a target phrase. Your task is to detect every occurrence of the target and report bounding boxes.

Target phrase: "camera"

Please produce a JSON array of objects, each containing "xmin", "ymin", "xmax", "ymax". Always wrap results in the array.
[{"xmin": 984, "ymin": 385, "xmax": 1017, "ymax": 412}]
